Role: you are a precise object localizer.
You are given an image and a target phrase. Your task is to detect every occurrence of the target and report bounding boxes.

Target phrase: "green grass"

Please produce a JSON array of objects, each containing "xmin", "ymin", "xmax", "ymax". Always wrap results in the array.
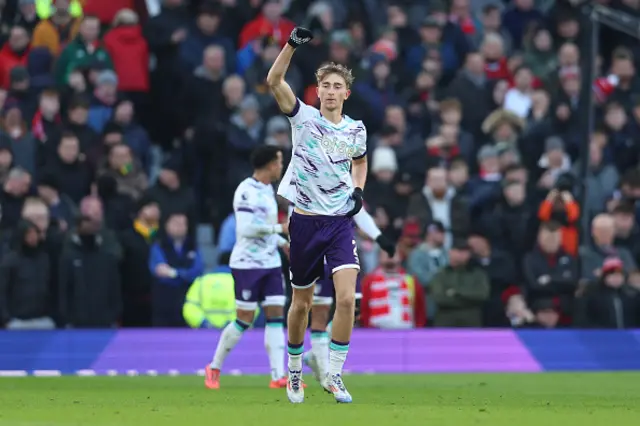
[{"xmin": 0, "ymin": 373, "xmax": 639, "ymax": 426}]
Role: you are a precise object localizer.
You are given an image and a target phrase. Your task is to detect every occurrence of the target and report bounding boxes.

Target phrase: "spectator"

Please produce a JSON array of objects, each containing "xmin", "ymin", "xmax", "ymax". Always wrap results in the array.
[
  {"xmin": 42, "ymin": 131, "xmax": 92, "ymax": 204},
  {"xmin": 475, "ymin": 3, "xmax": 512, "ymax": 54},
  {"xmin": 149, "ymin": 212, "xmax": 204, "ymax": 327},
  {"xmin": 238, "ymin": 0, "xmax": 295, "ymax": 49},
  {"xmin": 574, "ymin": 257, "xmax": 640, "ymax": 329},
  {"xmin": 406, "ymin": 220, "xmax": 448, "ymax": 322},
  {"xmin": 572, "ymin": 138, "xmax": 619, "ymax": 222},
  {"xmin": 36, "ymin": 171, "xmax": 77, "ymax": 231},
  {"xmin": 360, "ymin": 248, "xmax": 426, "ymax": 329},
  {"xmin": 103, "ymin": 9, "xmax": 150, "ymax": 95},
  {"xmin": 98, "ymin": 143, "xmax": 148, "ymax": 201},
  {"xmin": 612, "ymin": 202, "xmax": 640, "ymax": 266},
  {"xmin": 0, "ymin": 167, "xmax": 31, "ymax": 230},
  {"xmin": 502, "ymin": 0, "xmax": 544, "ymax": 50},
  {"xmin": 119, "ymin": 197, "xmax": 160, "ymax": 327},
  {"xmin": 0, "ymin": 102, "xmax": 37, "ymax": 175},
  {"xmin": 227, "ymin": 94, "xmax": 264, "ymax": 189},
  {"xmin": 145, "ymin": 156, "xmax": 197, "ymax": 232},
  {"xmin": 15, "ymin": 0, "xmax": 40, "ymax": 34},
  {"xmin": 31, "ymin": 0, "xmax": 80, "ymax": 56},
  {"xmin": 55, "ymin": 15, "xmax": 113, "ymax": 86},
  {"xmin": 446, "ymin": 52, "xmax": 492, "ymax": 137},
  {"xmin": 580, "ymin": 214, "xmax": 637, "ymax": 281},
  {"xmin": 31, "ymin": 89, "xmax": 61, "ymax": 154},
  {"xmin": 481, "ymin": 33, "xmax": 510, "ymax": 81},
  {"xmin": 112, "ymin": 100, "xmax": 152, "ymax": 173},
  {"xmin": 523, "ymin": 221, "xmax": 577, "ymax": 322},
  {"xmin": 407, "ymin": 166, "xmax": 469, "ymax": 247},
  {"xmin": 179, "ymin": 2, "xmax": 234, "ymax": 74},
  {"xmin": 538, "ymin": 187, "xmax": 580, "ymax": 256},
  {"xmin": 59, "ymin": 214, "xmax": 122, "ymax": 328},
  {"xmin": 523, "ymin": 26, "xmax": 557, "ymax": 86},
  {"xmin": 95, "ymin": 173, "xmax": 135, "ymax": 231},
  {"xmin": 467, "ymin": 145, "xmax": 502, "ymax": 212},
  {"xmin": 504, "ymin": 65, "xmax": 535, "ymax": 118},
  {"xmin": 430, "ymin": 238, "xmax": 490, "ymax": 327},
  {"xmin": 85, "ymin": 70, "xmax": 120, "ymax": 133},
  {"xmin": 0, "ymin": 219, "xmax": 54, "ymax": 330},
  {"xmin": 182, "ymin": 44, "xmax": 226, "ymax": 127},
  {"xmin": 0, "ymin": 25, "xmax": 30, "ymax": 89},
  {"xmin": 468, "ymin": 228, "xmax": 518, "ymax": 327},
  {"xmin": 64, "ymin": 96, "xmax": 99, "ymax": 155}
]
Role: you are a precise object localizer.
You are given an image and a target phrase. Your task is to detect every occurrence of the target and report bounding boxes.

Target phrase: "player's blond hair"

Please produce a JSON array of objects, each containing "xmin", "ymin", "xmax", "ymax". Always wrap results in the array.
[{"xmin": 315, "ymin": 62, "xmax": 355, "ymax": 89}]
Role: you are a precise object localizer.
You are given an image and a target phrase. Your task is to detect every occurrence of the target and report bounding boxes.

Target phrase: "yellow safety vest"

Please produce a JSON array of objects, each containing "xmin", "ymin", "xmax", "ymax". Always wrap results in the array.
[
  {"xmin": 36, "ymin": 0, "xmax": 83, "ymax": 19},
  {"xmin": 183, "ymin": 272, "xmax": 237, "ymax": 329}
]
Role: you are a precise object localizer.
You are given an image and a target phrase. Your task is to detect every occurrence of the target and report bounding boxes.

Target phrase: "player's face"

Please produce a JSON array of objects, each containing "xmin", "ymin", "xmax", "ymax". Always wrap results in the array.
[
  {"xmin": 269, "ymin": 151, "xmax": 284, "ymax": 182},
  {"xmin": 317, "ymin": 73, "xmax": 350, "ymax": 112}
]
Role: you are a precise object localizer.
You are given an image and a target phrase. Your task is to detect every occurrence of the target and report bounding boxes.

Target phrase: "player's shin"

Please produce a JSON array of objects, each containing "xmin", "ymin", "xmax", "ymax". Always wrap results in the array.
[
  {"xmin": 287, "ymin": 288, "xmax": 313, "ymax": 371},
  {"xmin": 211, "ymin": 316, "xmax": 251, "ymax": 370},
  {"xmin": 330, "ymin": 270, "xmax": 357, "ymax": 376},
  {"xmin": 264, "ymin": 316, "xmax": 286, "ymax": 381}
]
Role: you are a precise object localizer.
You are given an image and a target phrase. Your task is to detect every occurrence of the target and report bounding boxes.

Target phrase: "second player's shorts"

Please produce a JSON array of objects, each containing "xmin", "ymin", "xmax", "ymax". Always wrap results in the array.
[
  {"xmin": 289, "ymin": 212, "xmax": 359, "ymax": 289},
  {"xmin": 314, "ymin": 273, "xmax": 363, "ymax": 305},
  {"xmin": 231, "ymin": 267, "xmax": 285, "ymax": 310}
]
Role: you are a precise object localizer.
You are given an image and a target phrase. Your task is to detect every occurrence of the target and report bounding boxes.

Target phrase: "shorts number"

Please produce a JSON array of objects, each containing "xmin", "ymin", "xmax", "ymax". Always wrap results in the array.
[{"xmin": 352, "ymin": 239, "xmax": 359, "ymax": 265}]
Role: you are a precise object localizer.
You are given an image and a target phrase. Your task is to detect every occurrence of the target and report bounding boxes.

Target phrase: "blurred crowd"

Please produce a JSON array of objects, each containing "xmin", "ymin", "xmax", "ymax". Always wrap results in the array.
[{"xmin": 1, "ymin": 0, "xmax": 640, "ymax": 331}]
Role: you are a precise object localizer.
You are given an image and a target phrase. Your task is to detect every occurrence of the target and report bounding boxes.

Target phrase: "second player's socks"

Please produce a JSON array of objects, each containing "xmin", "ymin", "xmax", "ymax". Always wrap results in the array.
[
  {"xmin": 310, "ymin": 329, "xmax": 329, "ymax": 377},
  {"xmin": 287, "ymin": 341, "xmax": 304, "ymax": 372},
  {"xmin": 326, "ymin": 320, "xmax": 333, "ymax": 336},
  {"xmin": 210, "ymin": 319, "xmax": 249, "ymax": 369},
  {"xmin": 328, "ymin": 339, "xmax": 349, "ymax": 376},
  {"xmin": 264, "ymin": 317, "xmax": 285, "ymax": 380}
]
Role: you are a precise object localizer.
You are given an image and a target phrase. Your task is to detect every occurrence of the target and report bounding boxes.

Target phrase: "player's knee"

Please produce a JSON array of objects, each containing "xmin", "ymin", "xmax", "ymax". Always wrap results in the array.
[
  {"xmin": 334, "ymin": 292, "xmax": 355, "ymax": 313},
  {"xmin": 290, "ymin": 294, "xmax": 313, "ymax": 314},
  {"xmin": 236, "ymin": 309, "xmax": 255, "ymax": 324}
]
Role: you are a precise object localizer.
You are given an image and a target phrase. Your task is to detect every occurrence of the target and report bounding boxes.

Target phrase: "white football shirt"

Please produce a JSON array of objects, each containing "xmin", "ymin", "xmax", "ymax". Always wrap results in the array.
[
  {"xmin": 230, "ymin": 178, "xmax": 282, "ymax": 270},
  {"xmin": 276, "ymin": 99, "xmax": 367, "ymax": 216}
]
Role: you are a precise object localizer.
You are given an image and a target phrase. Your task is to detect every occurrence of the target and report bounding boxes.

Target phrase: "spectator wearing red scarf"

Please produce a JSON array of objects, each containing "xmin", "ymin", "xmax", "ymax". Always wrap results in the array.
[{"xmin": 31, "ymin": 89, "xmax": 62, "ymax": 147}]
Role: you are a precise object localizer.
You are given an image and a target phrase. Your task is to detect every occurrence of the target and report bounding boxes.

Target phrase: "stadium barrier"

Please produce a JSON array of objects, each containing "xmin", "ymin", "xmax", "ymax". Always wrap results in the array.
[{"xmin": 1, "ymin": 329, "xmax": 639, "ymax": 376}]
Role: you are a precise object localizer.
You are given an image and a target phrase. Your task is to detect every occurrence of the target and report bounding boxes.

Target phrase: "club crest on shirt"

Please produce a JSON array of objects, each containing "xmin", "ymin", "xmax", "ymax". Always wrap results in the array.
[{"xmin": 242, "ymin": 290, "xmax": 252, "ymax": 300}]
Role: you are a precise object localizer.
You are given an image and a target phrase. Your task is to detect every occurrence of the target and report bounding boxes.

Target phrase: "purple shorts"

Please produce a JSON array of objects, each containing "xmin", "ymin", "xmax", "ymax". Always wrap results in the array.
[
  {"xmin": 289, "ymin": 212, "xmax": 359, "ymax": 289},
  {"xmin": 231, "ymin": 267, "xmax": 285, "ymax": 310},
  {"xmin": 314, "ymin": 273, "xmax": 363, "ymax": 305}
]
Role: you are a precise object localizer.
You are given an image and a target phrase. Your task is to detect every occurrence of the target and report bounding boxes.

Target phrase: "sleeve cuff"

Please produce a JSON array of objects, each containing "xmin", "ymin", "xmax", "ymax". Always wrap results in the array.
[
  {"xmin": 284, "ymin": 98, "xmax": 301, "ymax": 118},
  {"xmin": 353, "ymin": 151, "xmax": 367, "ymax": 160}
]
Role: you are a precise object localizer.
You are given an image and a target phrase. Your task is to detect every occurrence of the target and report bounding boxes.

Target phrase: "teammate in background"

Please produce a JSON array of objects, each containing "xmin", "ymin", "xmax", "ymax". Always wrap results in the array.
[
  {"xmin": 267, "ymin": 27, "xmax": 368, "ymax": 404},
  {"xmin": 205, "ymin": 146, "xmax": 289, "ymax": 390}
]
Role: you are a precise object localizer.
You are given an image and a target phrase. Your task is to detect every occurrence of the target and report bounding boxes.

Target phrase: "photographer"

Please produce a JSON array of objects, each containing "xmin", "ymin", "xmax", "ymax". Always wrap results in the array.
[{"xmin": 538, "ymin": 176, "xmax": 580, "ymax": 256}]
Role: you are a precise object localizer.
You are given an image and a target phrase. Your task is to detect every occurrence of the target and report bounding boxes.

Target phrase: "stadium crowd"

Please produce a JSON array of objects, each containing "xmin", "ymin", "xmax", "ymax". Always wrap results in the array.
[{"xmin": 0, "ymin": 0, "xmax": 640, "ymax": 331}]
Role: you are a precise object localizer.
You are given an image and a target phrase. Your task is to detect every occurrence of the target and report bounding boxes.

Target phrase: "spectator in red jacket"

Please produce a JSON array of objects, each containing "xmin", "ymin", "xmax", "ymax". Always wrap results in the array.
[
  {"xmin": 360, "ymin": 249, "xmax": 427, "ymax": 329},
  {"xmin": 84, "ymin": 0, "xmax": 135, "ymax": 25},
  {"xmin": 238, "ymin": 0, "xmax": 295, "ymax": 49},
  {"xmin": 0, "ymin": 26, "xmax": 31, "ymax": 89},
  {"xmin": 103, "ymin": 9, "xmax": 150, "ymax": 94}
]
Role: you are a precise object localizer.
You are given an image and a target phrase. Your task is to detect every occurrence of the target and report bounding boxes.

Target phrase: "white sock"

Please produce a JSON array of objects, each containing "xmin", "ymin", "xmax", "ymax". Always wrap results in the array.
[
  {"xmin": 287, "ymin": 342, "xmax": 304, "ymax": 372},
  {"xmin": 328, "ymin": 340, "xmax": 349, "ymax": 376},
  {"xmin": 210, "ymin": 319, "xmax": 248, "ymax": 369},
  {"xmin": 310, "ymin": 330, "xmax": 329, "ymax": 377},
  {"xmin": 264, "ymin": 318, "xmax": 285, "ymax": 380},
  {"xmin": 326, "ymin": 320, "xmax": 333, "ymax": 335}
]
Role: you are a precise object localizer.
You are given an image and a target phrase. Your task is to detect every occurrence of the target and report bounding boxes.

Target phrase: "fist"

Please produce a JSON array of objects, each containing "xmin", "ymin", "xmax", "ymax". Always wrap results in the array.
[{"xmin": 288, "ymin": 27, "xmax": 313, "ymax": 48}]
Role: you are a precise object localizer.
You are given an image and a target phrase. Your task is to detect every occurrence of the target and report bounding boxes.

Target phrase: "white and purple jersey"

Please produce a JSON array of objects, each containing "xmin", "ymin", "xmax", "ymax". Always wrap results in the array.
[
  {"xmin": 230, "ymin": 178, "xmax": 283, "ymax": 270},
  {"xmin": 276, "ymin": 99, "xmax": 367, "ymax": 216}
]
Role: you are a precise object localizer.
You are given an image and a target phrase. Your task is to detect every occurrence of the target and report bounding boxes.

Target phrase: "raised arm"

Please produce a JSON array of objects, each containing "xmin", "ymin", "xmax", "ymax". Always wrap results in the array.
[
  {"xmin": 266, "ymin": 45, "xmax": 297, "ymax": 115},
  {"xmin": 266, "ymin": 27, "xmax": 313, "ymax": 116}
]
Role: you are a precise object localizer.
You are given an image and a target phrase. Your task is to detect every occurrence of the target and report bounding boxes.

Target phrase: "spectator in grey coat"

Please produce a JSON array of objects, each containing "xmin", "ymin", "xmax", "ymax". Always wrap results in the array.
[
  {"xmin": 572, "ymin": 139, "xmax": 619, "ymax": 222},
  {"xmin": 580, "ymin": 214, "xmax": 637, "ymax": 281}
]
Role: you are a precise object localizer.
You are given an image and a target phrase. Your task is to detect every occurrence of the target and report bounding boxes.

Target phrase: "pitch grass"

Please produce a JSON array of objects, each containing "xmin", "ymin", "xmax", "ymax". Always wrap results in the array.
[{"xmin": 0, "ymin": 373, "xmax": 639, "ymax": 426}]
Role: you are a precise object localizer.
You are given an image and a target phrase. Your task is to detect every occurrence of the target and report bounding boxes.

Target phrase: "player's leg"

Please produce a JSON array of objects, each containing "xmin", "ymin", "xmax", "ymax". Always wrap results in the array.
[
  {"xmin": 286, "ymin": 212, "xmax": 325, "ymax": 403},
  {"xmin": 324, "ymin": 219, "xmax": 359, "ymax": 403},
  {"xmin": 303, "ymin": 283, "xmax": 332, "ymax": 385},
  {"xmin": 205, "ymin": 269, "xmax": 258, "ymax": 389},
  {"xmin": 261, "ymin": 268, "xmax": 287, "ymax": 388}
]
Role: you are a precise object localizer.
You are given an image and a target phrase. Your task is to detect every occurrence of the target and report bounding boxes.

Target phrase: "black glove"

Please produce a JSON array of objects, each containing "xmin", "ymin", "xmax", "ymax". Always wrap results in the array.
[
  {"xmin": 346, "ymin": 187, "xmax": 363, "ymax": 217},
  {"xmin": 288, "ymin": 27, "xmax": 313, "ymax": 48},
  {"xmin": 376, "ymin": 234, "xmax": 396, "ymax": 258}
]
